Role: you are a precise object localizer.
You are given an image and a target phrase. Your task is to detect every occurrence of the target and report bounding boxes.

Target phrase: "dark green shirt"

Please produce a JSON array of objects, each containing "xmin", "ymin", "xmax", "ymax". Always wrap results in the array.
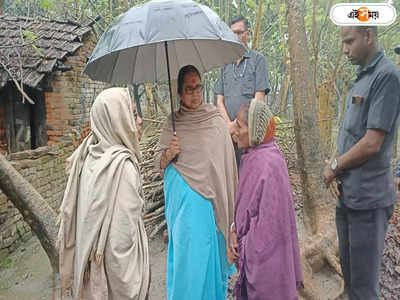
[
  {"xmin": 337, "ymin": 49, "xmax": 400, "ymax": 209},
  {"xmin": 215, "ymin": 49, "xmax": 270, "ymax": 120}
]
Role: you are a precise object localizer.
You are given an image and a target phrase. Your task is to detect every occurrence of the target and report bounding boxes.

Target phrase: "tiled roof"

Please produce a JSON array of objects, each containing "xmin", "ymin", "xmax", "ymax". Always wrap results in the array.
[{"xmin": 0, "ymin": 16, "xmax": 92, "ymax": 88}]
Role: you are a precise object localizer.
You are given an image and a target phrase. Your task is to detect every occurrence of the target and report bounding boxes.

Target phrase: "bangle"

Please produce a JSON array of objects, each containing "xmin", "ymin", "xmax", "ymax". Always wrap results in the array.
[{"xmin": 230, "ymin": 222, "xmax": 235, "ymax": 232}]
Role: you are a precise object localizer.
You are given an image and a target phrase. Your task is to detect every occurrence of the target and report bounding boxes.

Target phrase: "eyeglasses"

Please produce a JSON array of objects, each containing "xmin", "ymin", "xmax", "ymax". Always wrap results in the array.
[
  {"xmin": 184, "ymin": 84, "xmax": 203, "ymax": 95},
  {"xmin": 233, "ymin": 30, "xmax": 247, "ymax": 36}
]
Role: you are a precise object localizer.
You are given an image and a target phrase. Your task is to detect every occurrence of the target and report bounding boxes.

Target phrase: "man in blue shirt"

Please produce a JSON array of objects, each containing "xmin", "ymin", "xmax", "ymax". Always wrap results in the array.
[{"xmin": 215, "ymin": 15, "xmax": 270, "ymax": 168}]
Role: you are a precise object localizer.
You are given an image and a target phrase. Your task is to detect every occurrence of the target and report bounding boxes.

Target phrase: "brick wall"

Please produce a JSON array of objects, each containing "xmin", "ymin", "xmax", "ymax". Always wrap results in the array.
[
  {"xmin": 0, "ymin": 32, "xmax": 108, "ymax": 255},
  {"xmin": 0, "ymin": 141, "xmax": 74, "ymax": 255},
  {"xmin": 45, "ymin": 34, "xmax": 107, "ymax": 146}
]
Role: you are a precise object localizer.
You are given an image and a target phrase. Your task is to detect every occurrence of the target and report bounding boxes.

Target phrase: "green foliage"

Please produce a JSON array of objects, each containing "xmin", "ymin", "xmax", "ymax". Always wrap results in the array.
[
  {"xmin": 31, "ymin": 44, "xmax": 44, "ymax": 58},
  {"xmin": 3, "ymin": 0, "xmax": 399, "ymax": 115},
  {"xmin": 246, "ymin": 0, "xmax": 256, "ymax": 10},
  {"xmin": 0, "ymin": 257, "xmax": 14, "ymax": 270},
  {"xmin": 23, "ymin": 30, "xmax": 44, "ymax": 57},
  {"xmin": 39, "ymin": 0, "xmax": 52, "ymax": 11},
  {"xmin": 23, "ymin": 30, "xmax": 38, "ymax": 42}
]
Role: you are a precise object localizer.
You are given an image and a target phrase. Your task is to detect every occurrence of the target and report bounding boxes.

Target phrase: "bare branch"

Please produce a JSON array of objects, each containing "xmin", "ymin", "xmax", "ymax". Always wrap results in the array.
[{"xmin": 0, "ymin": 61, "xmax": 35, "ymax": 104}]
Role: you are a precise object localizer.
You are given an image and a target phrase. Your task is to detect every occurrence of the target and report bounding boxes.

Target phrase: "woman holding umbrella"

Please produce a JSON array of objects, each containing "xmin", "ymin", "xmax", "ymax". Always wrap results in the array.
[{"xmin": 156, "ymin": 65, "xmax": 238, "ymax": 300}]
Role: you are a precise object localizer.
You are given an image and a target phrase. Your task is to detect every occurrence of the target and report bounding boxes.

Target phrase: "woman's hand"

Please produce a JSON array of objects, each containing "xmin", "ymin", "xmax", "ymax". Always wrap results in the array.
[
  {"xmin": 229, "ymin": 229, "xmax": 239, "ymax": 261},
  {"xmin": 167, "ymin": 135, "xmax": 180, "ymax": 160},
  {"xmin": 160, "ymin": 136, "xmax": 180, "ymax": 169}
]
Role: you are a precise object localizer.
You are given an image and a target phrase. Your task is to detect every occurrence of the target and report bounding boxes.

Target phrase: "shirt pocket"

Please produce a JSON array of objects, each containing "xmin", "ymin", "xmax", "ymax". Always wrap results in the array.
[
  {"xmin": 242, "ymin": 77, "xmax": 255, "ymax": 96},
  {"xmin": 343, "ymin": 96, "xmax": 367, "ymax": 139},
  {"xmin": 241, "ymin": 63, "xmax": 256, "ymax": 96}
]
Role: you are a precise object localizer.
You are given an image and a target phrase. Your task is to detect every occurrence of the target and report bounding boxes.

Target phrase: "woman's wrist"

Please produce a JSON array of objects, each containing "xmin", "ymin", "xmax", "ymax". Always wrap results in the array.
[
  {"xmin": 160, "ymin": 149, "xmax": 171, "ymax": 169},
  {"xmin": 165, "ymin": 149, "xmax": 172, "ymax": 162},
  {"xmin": 230, "ymin": 222, "xmax": 235, "ymax": 232}
]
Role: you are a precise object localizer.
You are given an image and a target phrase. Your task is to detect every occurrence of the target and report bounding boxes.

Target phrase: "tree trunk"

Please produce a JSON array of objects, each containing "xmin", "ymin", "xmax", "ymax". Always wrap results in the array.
[
  {"xmin": 74, "ymin": 0, "xmax": 79, "ymax": 19},
  {"xmin": 109, "ymin": 0, "xmax": 113, "ymax": 24},
  {"xmin": 133, "ymin": 84, "xmax": 143, "ymax": 117},
  {"xmin": 0, "ymin": 155, "xmax": 59, "ymax": 271},
  {"xmin": 252, "ymin": 0, "xmax": 263, "ymax": 51},
  {"xmin": 318, "ymin": 81, "xmax": 336, "ymax": 156},
  {"xmin": 0, "ymin": 155, "xmax": 64, "ymax": 299},
  {"xmin": 0, "ymin": 154, "xmax": 61, "ymax": 299},
  {"xmin": 279, "ymin": 66, "xmax": 290, "ymax": 115},
  {"xmin": 145, "ymin": 84, "xmax": 155, "ymax": 117},
  {"xmin": 151, "ymin": 86, "xmax": 168, "ymax": 115},
  {"xmin": 225, "ymin": 0, "xmax": 230, "ymax": 24},
  {"xmin": 0, "ymin": 0, "xmax": 4, "ymax": 15},
  {"xmin": 285, "ymin": 0, "xmax": 343, "ymax": 299},
  {"xmin": 286, "ymin": 0, "xmax": 328, "ymax": 234}
]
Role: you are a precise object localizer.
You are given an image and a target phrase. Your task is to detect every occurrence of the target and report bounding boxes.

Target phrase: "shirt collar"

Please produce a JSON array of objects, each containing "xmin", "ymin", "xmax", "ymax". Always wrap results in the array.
[
  {"xmin": 243, "ymin": 48, "xmax": 251, "ymax": 58},
  {"xmin": 357, "ymin": 49, "xmax": 384, "ymax": 75}
]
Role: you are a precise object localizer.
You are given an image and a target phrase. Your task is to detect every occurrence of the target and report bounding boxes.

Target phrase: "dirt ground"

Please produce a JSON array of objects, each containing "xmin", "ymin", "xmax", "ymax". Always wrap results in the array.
[
  {"xmin": 0, "ymin": 221, "xmax": 345, "ymax": 300},
  {"xmin": 0, "ymin": 233, "xmax": 167, "ymax": 300}
]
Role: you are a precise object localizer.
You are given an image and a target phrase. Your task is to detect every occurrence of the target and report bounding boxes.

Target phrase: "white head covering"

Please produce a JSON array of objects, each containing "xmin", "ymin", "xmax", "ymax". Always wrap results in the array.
[
  {"xmin": 58, "ymin": 87, "xmax": 148, "ymax": 298},
  {"xmin": 248, "ymin": 99, "xmax": 274, "ymax": 147}
]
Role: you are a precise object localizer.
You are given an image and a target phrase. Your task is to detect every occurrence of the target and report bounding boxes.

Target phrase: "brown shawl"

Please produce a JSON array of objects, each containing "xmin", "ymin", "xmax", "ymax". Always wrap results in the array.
[{"xmin": 157, "ymin": 103, "xmax": 238, "ymax": 246}]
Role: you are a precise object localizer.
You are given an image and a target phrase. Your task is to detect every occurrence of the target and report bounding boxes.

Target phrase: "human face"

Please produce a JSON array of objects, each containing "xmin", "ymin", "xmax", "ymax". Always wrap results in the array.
[
  {"xmin": 132, "ymin": 104, "xmax": 143, "ymax": 141},
  {"xmin": 231, "ymin": 21, "xmax": 250, "ymax": 46},
  {"xmin": 341, "ymin": 27, "xmax": 372, "ymax": 67},
  {"xmin": 232, "ymin": 110, "xmax": 250, "ymax": 149},
  {"xmin": 135, "ymin": 115, "xmax": 143, "ymax": 141},
  {"xmin": 180, "ymin": 72, "xmax": 203, "ymax": 110}
]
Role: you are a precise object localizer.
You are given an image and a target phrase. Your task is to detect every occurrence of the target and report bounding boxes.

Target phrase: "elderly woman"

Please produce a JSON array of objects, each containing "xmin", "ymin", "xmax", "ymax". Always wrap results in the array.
[
  {"xmin": 230, "ymin": 99, "xmax": 303, "ymax": 300},
  {"xmin": 58, "ymin": 87, "xmax": 150, "ymax": 300},
  {"xmin": 156, "ymin": 65, "xmax": 237, "ymax": 300}
]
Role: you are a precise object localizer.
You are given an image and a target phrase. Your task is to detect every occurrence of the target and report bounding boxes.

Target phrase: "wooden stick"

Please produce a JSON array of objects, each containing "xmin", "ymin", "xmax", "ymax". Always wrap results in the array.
[
  {"xmin": 143, "ymin": 181, "xmax": 163, "ymax": 190},
  {"xmin": 144, "ymin": 206, "xmax": 164, "ymax": 219},
  {"xmin": 149, "ymin": 219, "xmax": 167, "ymax": 238},
  {"xmin": 0, "ymin": 61, "xmax": 35, "ymax": 104},
  {"xmin": 143, "ymin": 118, "xmax": 164, "ymax": 124}
]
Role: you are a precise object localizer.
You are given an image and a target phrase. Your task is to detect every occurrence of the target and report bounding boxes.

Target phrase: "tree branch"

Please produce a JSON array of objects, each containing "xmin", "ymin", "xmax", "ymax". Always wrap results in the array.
[{"xmin": 0, "ymin": 61, "xmax": 35, "ymax": 104}]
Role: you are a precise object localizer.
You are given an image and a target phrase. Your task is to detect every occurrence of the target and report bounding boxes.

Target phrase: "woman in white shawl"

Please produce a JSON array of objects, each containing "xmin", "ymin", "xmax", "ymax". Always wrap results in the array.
[{"xmin": 57, "ymin": 87, "xmax": 150, "ymax": 300}]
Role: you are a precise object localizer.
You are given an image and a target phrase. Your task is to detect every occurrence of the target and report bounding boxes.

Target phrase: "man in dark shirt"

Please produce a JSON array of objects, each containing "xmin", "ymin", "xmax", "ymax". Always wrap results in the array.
[
  {"xmin": 215, "ymin": 15, "xmax": 270, "ymax": 168},
  {"xmin": 323, "ymin": 27, "xmax": 400, "ymax": 300}
]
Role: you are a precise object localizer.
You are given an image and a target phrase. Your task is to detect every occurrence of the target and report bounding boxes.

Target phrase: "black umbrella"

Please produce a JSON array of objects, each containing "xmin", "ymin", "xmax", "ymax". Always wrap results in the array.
[{"xmin": 83, "ymin": 0, "xmax": 246, "ymax": 133}]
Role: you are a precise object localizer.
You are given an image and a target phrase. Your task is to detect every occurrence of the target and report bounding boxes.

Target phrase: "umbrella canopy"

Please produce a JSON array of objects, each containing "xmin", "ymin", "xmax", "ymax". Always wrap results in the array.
[{"xmin": 83, "ymin": 0, "xmax": 246, "ymax": 84}]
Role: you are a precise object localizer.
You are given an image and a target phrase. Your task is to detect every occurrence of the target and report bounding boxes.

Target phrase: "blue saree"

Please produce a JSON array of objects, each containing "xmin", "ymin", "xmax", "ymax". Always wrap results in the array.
[{"xmin": 164, "ymin": 165, "xmax": 234, "ymax": 300}]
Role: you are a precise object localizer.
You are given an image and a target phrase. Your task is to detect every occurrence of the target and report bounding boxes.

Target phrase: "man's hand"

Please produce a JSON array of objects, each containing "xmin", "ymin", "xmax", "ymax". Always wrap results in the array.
[
  {"xmin": 329, "ymin": 179, "xmax": 341, "ymax": 200},
  {"xmin": 395, "ymin": 177, "xmax": 400, "ymax": 203},
  {"xmin": 323, "ymin": 159, "xmax": 336, "ymax": 187}
]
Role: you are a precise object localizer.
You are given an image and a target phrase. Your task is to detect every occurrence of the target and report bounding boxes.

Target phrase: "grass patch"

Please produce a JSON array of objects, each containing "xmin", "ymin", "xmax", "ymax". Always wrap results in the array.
[{"xmin": 0, "ymin": 256, "xmax": 15, "ymax": 270}]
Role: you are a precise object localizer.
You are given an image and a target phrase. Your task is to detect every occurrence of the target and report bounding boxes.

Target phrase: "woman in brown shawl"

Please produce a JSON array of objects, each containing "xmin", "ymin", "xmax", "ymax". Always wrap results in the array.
[
  {"xmin": 156, "ymin": 65, "xmax": 238, "ymax": 300},
  {"xmin": 58, "ymin": 87, "xmax": 150, "ymax": 300}
]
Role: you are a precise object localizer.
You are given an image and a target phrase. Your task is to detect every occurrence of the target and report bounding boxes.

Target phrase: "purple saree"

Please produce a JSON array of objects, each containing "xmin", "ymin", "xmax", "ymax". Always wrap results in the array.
[{"xmin": 234, "ymin": 140, "xmax": 303, "ymax": 300}]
